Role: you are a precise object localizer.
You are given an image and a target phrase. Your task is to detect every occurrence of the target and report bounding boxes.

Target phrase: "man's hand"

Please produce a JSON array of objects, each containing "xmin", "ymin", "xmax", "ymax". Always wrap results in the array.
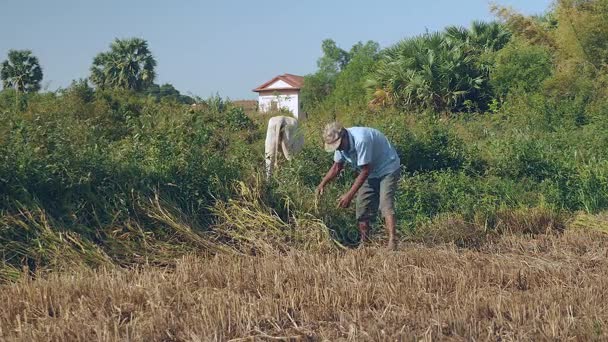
[
  {"xmin": 337, "ymin": 192, "xmax": 355, "ymax": 208},
  {"xmin": 315, "ymin": 184, "xmax": 325, "ymax": 197}
]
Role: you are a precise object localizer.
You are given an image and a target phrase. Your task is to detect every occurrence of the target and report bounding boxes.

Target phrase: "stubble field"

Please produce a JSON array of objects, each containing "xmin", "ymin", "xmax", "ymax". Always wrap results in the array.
[{"xmin": 1, "ymin": 228, "xmax": 607, "ymax": 341}]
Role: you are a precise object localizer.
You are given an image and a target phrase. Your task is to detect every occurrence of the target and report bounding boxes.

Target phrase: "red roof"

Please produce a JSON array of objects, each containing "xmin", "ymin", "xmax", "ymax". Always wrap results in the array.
[{"xmin": 252, "ymin": 73, "xmax": 304, "ymax": 92}]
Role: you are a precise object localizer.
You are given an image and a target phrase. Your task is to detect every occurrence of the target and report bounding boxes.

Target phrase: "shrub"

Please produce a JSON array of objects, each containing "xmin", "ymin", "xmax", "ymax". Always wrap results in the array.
[{"xmin": 490, "ymin": 38, "xmax": 553, "ymax": 100}]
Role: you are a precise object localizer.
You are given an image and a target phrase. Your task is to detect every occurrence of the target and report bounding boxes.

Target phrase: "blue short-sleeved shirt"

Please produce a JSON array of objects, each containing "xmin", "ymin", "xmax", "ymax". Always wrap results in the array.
[{"xmin": 333, "ymin": 127, "xmax": 400, "ymax": 179}]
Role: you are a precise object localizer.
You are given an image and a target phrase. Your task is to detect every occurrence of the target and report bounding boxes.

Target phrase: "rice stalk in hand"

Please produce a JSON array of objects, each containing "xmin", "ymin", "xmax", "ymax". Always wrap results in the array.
[{"xmin": 210, "ymin": 181, "xmax": 342, "ymax": 255}]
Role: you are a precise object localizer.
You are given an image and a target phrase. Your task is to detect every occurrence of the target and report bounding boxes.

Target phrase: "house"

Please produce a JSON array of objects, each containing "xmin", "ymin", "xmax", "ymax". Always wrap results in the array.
[{"xmin": 253, "ymin": 73, "xmax": 305, "ymax": 119}]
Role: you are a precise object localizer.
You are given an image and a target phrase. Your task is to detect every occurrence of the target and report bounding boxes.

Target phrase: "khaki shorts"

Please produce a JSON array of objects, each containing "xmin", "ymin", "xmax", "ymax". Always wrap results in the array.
[{"xmin": 356, "ymin": 168, "xmax": 401, "ymax": 222}]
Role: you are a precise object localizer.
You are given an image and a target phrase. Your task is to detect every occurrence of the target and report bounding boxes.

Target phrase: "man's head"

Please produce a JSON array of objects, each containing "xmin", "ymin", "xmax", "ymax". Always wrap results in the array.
[{"xmin": 323, "ymin": 122, "xmax": 347, "ymax": 152}]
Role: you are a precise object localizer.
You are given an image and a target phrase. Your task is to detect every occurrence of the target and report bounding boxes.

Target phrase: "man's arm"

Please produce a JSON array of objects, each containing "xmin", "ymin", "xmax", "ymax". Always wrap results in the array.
[
  {"xmin": 316, "ymin": 162, "xmax": 344, "ymax": 195},
  {"xmin": 338, "ymin": 164, "xmax": 370, "ymax": 208}
]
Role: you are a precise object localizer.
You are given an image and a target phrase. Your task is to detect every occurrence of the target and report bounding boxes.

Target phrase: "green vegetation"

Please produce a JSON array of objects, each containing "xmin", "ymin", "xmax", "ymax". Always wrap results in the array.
[
  {"xmin": 144, "ymin": 83, "xmax": 195, "ymax": 104},
  {"xmin": 90, "ymin": 38, "xmax": 157, "ymax": 91},
  {"xmin": 2, "ymin": 1, "xmax": 608, "ymax": 281},
  {"xmin": 1, "ymin": 50, "xmax": 43, "ymax": 93}
]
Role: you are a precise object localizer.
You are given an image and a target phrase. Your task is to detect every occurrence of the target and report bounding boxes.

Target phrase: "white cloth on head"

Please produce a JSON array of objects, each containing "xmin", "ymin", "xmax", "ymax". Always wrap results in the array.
[{"xmin": 264, "ymin": 116, "xmax": 304, "ymax": 178}]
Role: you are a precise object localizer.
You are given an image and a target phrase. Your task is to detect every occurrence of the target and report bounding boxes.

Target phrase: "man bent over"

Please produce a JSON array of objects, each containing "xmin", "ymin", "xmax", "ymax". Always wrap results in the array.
[{"xmin": 316, "ymin": 122, "xmax": 401, "ymax": 250}]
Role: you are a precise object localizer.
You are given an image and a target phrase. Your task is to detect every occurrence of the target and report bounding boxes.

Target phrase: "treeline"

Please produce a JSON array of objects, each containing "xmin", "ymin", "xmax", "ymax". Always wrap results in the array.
[
  {"xmin": 1, "ymin": 38, "xmax": 195, "ymax": 105},
  {"xmin": 302, "ymin": 0, "xmax": 608, "ymax": 119}
]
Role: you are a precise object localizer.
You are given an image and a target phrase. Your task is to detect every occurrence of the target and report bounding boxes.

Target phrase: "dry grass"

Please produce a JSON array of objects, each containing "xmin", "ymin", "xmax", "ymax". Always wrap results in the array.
[
  {"xmin": 209, "ymin": 181, "xmax": 342, "ymax": 255},
  {"xmin": 569, "ymin": 211, "xmax": 608, "ymax": 234},
  {"xmin": 412, "ymin": 207, "xmax": 566, "ymax": 248},
  {"xmin": 1, "ymin": 229, "xmax": 608, "ymax": 341}
]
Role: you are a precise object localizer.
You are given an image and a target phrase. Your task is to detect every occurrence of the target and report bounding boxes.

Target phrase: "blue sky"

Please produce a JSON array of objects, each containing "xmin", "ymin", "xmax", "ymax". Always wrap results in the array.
[{"xmin": 1, "ymin": 0, "xmax": 553, "ymax": 99}]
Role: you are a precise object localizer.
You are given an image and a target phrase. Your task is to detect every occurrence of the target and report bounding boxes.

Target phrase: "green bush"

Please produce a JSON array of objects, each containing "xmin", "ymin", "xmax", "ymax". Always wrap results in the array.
[
  {"xmin": 397, "ymin": 170, "xmax": 533, "ymax": 231},
  {"xmin": 0, "ymin": 89, "xmax": 259, "ymax": 275},
  {"xmin": 490, "ymin": 38, "xmax": 553, "ymax": 100}
]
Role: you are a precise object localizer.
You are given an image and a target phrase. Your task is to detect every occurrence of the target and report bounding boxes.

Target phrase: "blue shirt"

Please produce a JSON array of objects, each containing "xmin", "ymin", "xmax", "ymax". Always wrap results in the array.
[{"xmin": 333, "ymin": 127, "xmax": 400, "ymax": 179}]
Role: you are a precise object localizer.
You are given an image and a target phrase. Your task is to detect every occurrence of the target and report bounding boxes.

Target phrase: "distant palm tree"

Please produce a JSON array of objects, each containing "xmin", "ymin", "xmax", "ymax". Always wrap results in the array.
[
  {"xmin": 445, "ymin": 21, "xmax": 511, "ymax": 99},
  {"xmin": 445, "ymin": 21, "xmax": 511, "ymax": 53},
  {"xmin": 368, "ymin": 21, "xmax": 511, "ymax": 112},
  {"xmin": 90, "ymin": 38, "xmax": 156, "ymax": 91},
  {"xmin": 0, "ymin": 50, "xmax": 43, "ymax": 93},
  {"xmin": 368, "ymin": 32, "xmax": 484, "ymax": 112}
]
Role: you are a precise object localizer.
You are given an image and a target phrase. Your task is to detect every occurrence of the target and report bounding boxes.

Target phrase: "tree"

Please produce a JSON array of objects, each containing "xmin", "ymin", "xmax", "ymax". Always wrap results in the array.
[
  {"xmin": 90, "ymin": 38, "xmax": 156, "ymax": 91},
  {"xmin": 63, "ymin": 78, "xmax": 95, "ymax": 103},
  {"xmin": 331, "ymin": 41, "xmax": 380, "ymax": 109},
  {"xmin": 490, "ymin": 38, "xmax": 552, "ymax": 100},
  {"xmin": 491, "ymin": 4, "xmax": 556, "ymax": 49},
  {"xmin": 301, "ymin": 39, "xmax": 354, "ymax": 111},
  {"xmin": 493, "ymin": 1, "xmax": 608, "ymax": 99},
  {"xmin": 367, "ymin": 21, "xmax": 512, "ymax": 113},
  {"xmin": 145, "ymin": 83, "xmax": 195, "ymax": 104},
  {"xmin": 445, "ymin": 21, "xmax": 511, "ymax": 53},
  {"xmin": 317, "ymin": 39, "xmax": 350, "ymax": 75},
  {"xmin": 368, "ymin": 32, "xmax": 486, "ymax": 112},
  {"xmin": 0, "ymin": 50, "xmax": 43, "ymax": 93}
]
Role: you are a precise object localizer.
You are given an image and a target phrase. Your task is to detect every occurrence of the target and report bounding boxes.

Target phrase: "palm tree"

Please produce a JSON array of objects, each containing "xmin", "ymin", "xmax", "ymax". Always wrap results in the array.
[
  {"xmin": 90, "ymin": 38, "xmax": 157, "ymax": 91},
  {"xmin": 368, "ymin": 22, "xmax": 511, "ymax": 113},
  {"xmin": 0, "ymin": 50, "xmax": 43, "ymax": 93},
  {"xmin": 368, "ymin": 32, "xmax": 484, "ymax": 112},
  {"xmin": 445, "ymin": 21, "xmax": 511, "ymax": 53},
  {"xmin": 470, "ymin": 21, "xmax": 511, "ymax": 52}
]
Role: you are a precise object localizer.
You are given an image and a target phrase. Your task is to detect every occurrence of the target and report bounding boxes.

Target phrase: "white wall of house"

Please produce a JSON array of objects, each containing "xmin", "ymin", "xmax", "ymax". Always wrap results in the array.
[{"xmin": 258, "ymin": 91, "xmax": 301, "ymax": 119}]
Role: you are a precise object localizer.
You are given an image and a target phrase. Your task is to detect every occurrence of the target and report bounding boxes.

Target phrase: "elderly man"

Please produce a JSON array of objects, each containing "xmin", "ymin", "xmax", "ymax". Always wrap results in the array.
[
  {"xmin": 316, "ymin": 122, "xmax": 401, "ymax": 250},
  {"xmin": 264, "ymin": 115, "xmax": 304, "ymax": 178}
]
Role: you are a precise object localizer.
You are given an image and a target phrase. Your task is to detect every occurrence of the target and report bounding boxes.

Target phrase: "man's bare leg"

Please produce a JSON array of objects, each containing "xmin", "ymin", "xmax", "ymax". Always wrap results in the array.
[{"xmin": 358, "ymin": 220, "xmax": 370, "ymax": 247}]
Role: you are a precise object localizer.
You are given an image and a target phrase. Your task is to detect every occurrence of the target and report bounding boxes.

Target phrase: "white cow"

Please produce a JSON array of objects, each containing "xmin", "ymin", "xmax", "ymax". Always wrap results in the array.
[{"xmin": 264, "ymin": 116, "xmax": 304, "ymax": 178}]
